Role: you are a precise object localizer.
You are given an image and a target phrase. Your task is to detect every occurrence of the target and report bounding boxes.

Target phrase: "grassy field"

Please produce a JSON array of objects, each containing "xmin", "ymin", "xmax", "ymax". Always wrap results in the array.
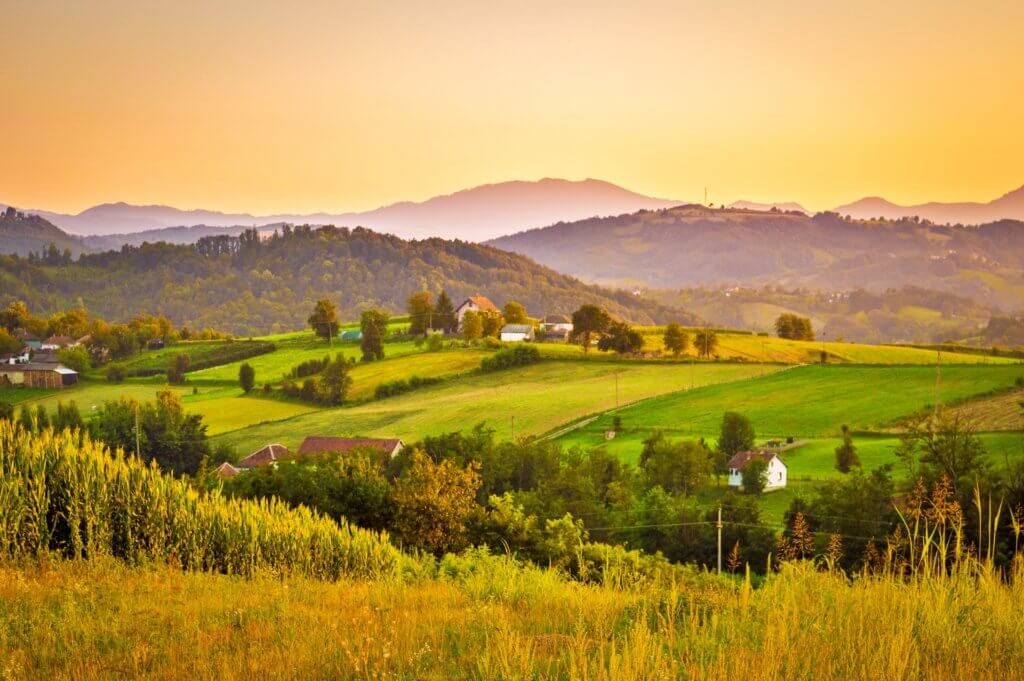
[
  {"xmin": 559, "ymin": 364, "xmax": 1024, "ymax": 457},
  {"xmin": 212, "ymin": 361, "xmax": 773, "ymax": 454},
  {"xmin": 2, "ymin": 557, "xmax": 1021, "ymax": 680}
]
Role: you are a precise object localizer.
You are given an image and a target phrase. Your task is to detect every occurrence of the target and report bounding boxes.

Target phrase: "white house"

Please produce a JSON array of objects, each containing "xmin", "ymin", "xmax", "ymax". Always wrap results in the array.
[
  {"xmin": 500, "ymin": 324, "xmax": 534, "ymax": 342},
  {"xmin": 726, "ymin": 450, "xmax": 787, "ymax": 491},
  {"xmin": 455, "ymin": 295, "xmax": 499, "ymax": 330},
  {"xmin": 542, "ymin": 314, "xmax": 573, "ymax": 333},
  {"xmin": 1, "ymin": 347, "xmax": 31, "ymax": 365}
]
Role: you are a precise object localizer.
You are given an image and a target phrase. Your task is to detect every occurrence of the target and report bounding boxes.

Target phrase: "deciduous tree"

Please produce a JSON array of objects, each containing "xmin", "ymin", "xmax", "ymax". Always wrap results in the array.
[{"xmin": 570, "ymin": 304, "xmax": 610, "ymax": 355}]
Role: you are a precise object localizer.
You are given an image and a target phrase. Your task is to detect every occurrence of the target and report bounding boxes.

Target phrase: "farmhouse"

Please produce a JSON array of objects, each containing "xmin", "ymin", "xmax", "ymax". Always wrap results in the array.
[
  {"xmin": 500, "ymin": 324, "xmax": 534, "ymax": 342},
  {"xmin": 455, "ymin": 295, "xmax": 498, "ymax": 330},
  {"xmin": 1, "ymin": 347, "xmax": 31, "ymax": 364},
  {"xmin": 215, "ymin": 462, "xmax": 241, "ymax": 478},
  {"xmin": 0, "ymin": 363, "xmax": 79, "ymax": 388},
  {"xmin": 237, "ymin": 443, "xmax": 293, "ymax": 469},
  {"xmin": 297, "ymin": 436, "xmax": 404, "ymax": 459},
  {"xmin": 41, "ymin": 335, "xmax": 77, "ymax": 350},
  {"xmin": 726, "ymin": 450, "xmax": 787, "ymax": 491}
]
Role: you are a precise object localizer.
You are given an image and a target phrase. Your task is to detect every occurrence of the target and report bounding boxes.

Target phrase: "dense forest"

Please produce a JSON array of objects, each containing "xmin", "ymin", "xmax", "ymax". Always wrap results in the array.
[
  {"xmin": 0, "ymin": 225, "xmax": 698, "ymax": 335},
  {"xmin": 488, "ymin": 205, "xmax": 1024, "ymax": 312}
]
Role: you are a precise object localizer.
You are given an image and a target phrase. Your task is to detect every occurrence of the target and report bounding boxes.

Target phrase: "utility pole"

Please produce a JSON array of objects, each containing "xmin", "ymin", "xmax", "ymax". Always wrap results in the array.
[
  {"xmin": 716, "ymin": 507, "xmax": 723, "ymax": 575},
  {"xmin": 134, "ymin": 401, "xmax": 141, "ymax": 459}
]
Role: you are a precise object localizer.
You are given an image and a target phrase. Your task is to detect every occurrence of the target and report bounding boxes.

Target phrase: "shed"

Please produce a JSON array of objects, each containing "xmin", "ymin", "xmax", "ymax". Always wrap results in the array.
[{"xmin": 500, "ymin": 324, "xmax": 534, "ymax": 342}]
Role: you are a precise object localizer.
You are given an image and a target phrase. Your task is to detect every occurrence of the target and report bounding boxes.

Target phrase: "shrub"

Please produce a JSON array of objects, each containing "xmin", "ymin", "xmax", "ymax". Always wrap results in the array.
[
  {"xmin": 105, "ymin": 365, "xmax": 127, "ymax": 383},
  {"xmin": 481, "ymin": 345, "xmax": 541, "ymax": 372},
  {"xmin": 374, "ymin": 375, "xmax": 443, "ymax": 399}
]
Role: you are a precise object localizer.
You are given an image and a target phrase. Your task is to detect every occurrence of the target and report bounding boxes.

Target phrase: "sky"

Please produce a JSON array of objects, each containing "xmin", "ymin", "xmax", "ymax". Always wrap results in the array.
[{"xmin": 2, "ymin": 0, "xmax": 1023, "ymax": 215}]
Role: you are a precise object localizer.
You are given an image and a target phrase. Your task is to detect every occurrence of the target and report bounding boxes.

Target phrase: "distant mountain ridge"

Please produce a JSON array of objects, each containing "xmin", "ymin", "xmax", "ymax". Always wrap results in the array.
[
  {"xmin": 9, "ymin": 178, "xmax": 682, "ymax": 242},
  {"xmin": 487, "ymin": 204, "xmax": 1024, "ymax": 311},
  {"xmin": 834, "ymin": 185, "xmax": 1024, "ymax": 225},
  {"xmin": 0, "ymin": 208, "xmax": 91, "ymax": 257}
]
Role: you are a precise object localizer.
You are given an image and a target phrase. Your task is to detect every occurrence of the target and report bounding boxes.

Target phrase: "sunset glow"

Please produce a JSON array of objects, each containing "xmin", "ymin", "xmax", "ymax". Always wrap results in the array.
[{"xmin": 3, "ymin": 0, "xmax": 1023, "ymax": 213}]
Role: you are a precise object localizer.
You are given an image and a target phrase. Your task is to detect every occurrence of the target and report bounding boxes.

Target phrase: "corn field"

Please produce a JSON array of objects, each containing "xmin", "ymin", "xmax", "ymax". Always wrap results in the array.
[{"xmin": 0, "ymin": 421, "xmax": 400, "ymax": 580}]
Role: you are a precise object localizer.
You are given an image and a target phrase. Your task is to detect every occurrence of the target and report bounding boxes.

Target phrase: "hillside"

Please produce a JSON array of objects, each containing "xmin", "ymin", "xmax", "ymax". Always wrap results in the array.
[
  {"xmin": 16, "ymin": 178, "xmax": 681, "ymax": 241},
  {"xmin": 0, "ymin": 224, "xmax": 698, "ymax": 335},
  {"xmin": 835, "ymin": 184, "xmax": 1024, "ymax": 225},
  {"xmin": 0, "ymin": 208, "xmax": 91, "ymax": 257},
  {"xmin": 487, "ymin": 205, "xmax": 1024, "ymax": 311}
]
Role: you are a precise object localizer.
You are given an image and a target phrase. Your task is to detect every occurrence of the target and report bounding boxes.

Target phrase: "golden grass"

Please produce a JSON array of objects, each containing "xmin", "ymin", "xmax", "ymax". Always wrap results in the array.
[{"xmin": 1, "ymin": 555, "xmax": 1021, "ymax": 680}]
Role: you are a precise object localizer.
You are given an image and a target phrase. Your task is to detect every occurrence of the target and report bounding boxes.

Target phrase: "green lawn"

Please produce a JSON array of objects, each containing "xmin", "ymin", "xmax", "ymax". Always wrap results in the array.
[{"xmin": 211, "ymin": 361, "xmax": 773, "ymax": 454}]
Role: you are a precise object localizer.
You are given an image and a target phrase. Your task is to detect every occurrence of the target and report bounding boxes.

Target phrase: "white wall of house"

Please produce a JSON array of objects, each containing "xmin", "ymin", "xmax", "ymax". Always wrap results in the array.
[
  {"xmin": 728, "ymin": 456, "xmax": 787, "ymax": 490},
  {"xmin": 500, "ymin": 331, "xmax": 531, "ymax": 342}
]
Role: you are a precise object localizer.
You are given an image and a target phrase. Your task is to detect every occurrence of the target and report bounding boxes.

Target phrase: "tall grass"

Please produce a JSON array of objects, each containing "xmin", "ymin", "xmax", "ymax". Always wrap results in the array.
[{"xmin": 0, "ymin": 421, "xmax": 399, "ymax": 579}]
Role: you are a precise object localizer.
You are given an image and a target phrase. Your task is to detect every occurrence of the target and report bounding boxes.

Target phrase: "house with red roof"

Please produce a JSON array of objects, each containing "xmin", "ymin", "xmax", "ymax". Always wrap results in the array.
[
  {"xmin": 454, "ymin": 295, "xmax": 499, "ymax": 331},
  {"xmin": 297, "ymin": 437, "xmax": 404, "ymax": 459},
  {"xmin": 237, "ymin": 443, "xmax": 293, "ymax": 469},
  {"xmin": 726, "ymin": 450, "xmax": 787, "ymax": 491}
]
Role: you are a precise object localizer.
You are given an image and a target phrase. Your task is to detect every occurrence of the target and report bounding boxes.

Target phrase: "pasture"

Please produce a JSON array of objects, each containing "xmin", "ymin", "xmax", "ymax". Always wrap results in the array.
[{"xmin": 212, "ymin": 361, "xmax": 773, "ymax": 454}]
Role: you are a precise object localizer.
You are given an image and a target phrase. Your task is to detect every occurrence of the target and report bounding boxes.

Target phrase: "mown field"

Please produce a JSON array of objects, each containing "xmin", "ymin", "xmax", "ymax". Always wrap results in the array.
[{"xmin": 212, "ymin": 361, "xmax": 773, "ymax": 454}]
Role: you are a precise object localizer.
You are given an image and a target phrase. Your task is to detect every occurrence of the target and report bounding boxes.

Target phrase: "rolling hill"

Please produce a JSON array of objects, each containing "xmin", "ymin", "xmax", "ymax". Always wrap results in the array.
[
  {"xmin": 0, "ymin": 224, "xmax": 699, "ymax": 335},
  {"xmin": 11, "ymin": 178, "xmax": 681, "ymax": 242},
  {"xmin": 486, "ymin": 205, "xmax": 1024, "ymax": 311},
  {"xmin": 0, "ymin": 208, "xmax": 91, "ymax": 257}
]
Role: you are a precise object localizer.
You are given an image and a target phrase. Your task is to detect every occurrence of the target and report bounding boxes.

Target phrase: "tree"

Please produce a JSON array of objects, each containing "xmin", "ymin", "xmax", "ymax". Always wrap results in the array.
[
  {"xmin": 0, "ymin": 329, "xmax": 21, "ymax": 355},
  {"xmin": 90, "ymin": 391, "xmax": 210, "ymax": 475},
  {"xmin": 0, "ymin": 300, "xmax": 29, "ymax": 332},
  {"xmin": 166, "ymin": 353, "xmax": 190, "ymax": 384},
  {"xmin": 360, "ymin": 309, "xmax": 389, "ymax": 361},
  {"xmin": 238, "ymin": 362, "xmax": 255, "ymax": 393},
  {"xmin": 53, "ymin": 401, "xmax": 83, "ymax": 432},
  {"xmin": 896, "ymin": 413, "xmax": 988, "ymax": 498},
  {"xmin": 58, "ymin": 346, "xmax": 91, "ymax": 373},
  {"xmin": 718, "ymin": 412, "xmax": 755, "ymax": 457},
  {"xmin": 307, "ymin": 299, "xmax": 339, "ymax": 340},
  {"xmin": 318, "ymin": 354, "xmax": 353, "ymax": 405},
  {"xmin": 663, "ymin": 323, "xmax": 688, "ymax": 357},
  {"xmin": 391, "ymin": 451, "xmax": 482, "ymax": 554},
  {"xmin": 598, "ymin": 321, "xmax": 644, "ymax": 355},
  {"xmin": 406, "ymin": 291, "xmax": 433, "ymax": 336},
  {"xmin": 775, "ymin": 313, "xmax": 814, "ymax": 341},
  {"xmin": 503, "ymin": 301, "xmax": 528, "ymax": 325},
  {"xmin": 695, "ymin": 328, "xmax": 718, "ymax": 358},
  {"xmin": 570, "ymin": 304, "xmax": 610, "ymax": 355},
  {"xmin": 460, "ymin": 310, "xmax": 483, "ymax": 341},
  {"xmin": 834, "ymin": 424, "xmax": 860, "ymax": 473},
  {"xmin": 640, "ymin": 438, "xmax": 711, "ymax": 496},
  {"xmin": 741, "ymin": 458, "xmax": 769, "ymax": 495},
  {"xmin": 433, "ymin": 290, "xmax": 456, "ymax": 334},
  {"xmin": 480, "ymin": 309, "xmax": 504, "ymax": 338}
]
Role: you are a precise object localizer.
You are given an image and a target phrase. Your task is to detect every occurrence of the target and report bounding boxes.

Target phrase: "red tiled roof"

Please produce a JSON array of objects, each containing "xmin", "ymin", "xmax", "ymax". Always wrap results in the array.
[
  {"xmin": 297, "ymin": 437, "xmax": 404, "ymax": 457},
  {"xmin": 43, "ymin": 335, "xmax": 75, "ymax": 346},
  {"xmin": 726, "ymin": 450, "xmax": 781, "ymax": 470},
  {"xmin": 459, "ymin": 296, "xmax": 498, "ymax": 313},
  {"xmin": 215, "ymin": 462, "xmax": 241, "ymax": 477},
  {"xmin": 237, "ymin": 443, "xmax": 292, "ymax": 468}
]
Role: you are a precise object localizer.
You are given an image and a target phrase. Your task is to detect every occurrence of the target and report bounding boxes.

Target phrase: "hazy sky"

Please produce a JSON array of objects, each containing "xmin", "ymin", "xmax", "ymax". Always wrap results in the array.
[{"xmin": 3, "ymin": 0, "xmax": 1023, "ymax": 214}]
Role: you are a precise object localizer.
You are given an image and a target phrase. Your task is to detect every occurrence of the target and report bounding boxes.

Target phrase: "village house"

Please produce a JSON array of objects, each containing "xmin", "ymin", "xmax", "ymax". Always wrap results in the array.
[
  {"xmin": 14, "ymin": 330, "xmax": 41, "ymax": 350},
  {"xmin": 541, "ymin": 314, "xmax": 573, "ymax": 333},
  {"xmin": 214, "ymin": 462, "xmax": 241, "ymax": 478},
  {"xmin": 726, "ymin": 450, "xmax": 787, "ymax": 491},
  {"xmin": 500, "ymin": 324, "xmax": 534, "ymax": 342},
  {"xmin": 0, "ymin": 363, "xmax": 79, "ymax": 388},
  {"xmin": 237, "ymin": 443, "xmax": 293, "ymax": 469},
  {"xmin": 297, "ymin": 436, "xmax": 405, "ymax": 459},
  {"xmin": 454, "ymin": 295, "xmax": 498, "ymax": 330},
  {"xmin": 41, "ymin": 335, "xmax": 78, "ymax": 351},
  {"xmin": 1, "ymin": 347, "xmax": 31, "ymax": 365}
]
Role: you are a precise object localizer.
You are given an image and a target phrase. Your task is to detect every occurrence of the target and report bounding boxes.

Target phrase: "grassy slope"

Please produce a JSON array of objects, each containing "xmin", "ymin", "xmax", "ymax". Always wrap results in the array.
[
  {"xmin": 212, "ymin": 361, "xmax": 771, "ymax": 453},
  {"xmin": 1, "ymin": 559, "xmax": 1021, "ymax": 680}
]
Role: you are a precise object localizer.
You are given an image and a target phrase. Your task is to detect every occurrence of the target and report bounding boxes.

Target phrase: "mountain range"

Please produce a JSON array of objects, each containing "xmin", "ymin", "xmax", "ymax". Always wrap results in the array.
[
  {"xmin": 5, "ymin": 178, "xmax": 681, "ymax": 242},
  {"xmin": 487, "ymin": 205, "xmax": 1024, "ymax": 312},
  {"xmin": 834, "ymin": 185, "xmax": 1024, "ymax": 225}
]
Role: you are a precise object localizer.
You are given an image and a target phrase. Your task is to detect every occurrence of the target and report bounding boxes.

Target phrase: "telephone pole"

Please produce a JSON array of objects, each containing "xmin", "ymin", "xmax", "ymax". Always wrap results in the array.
[{"xmin": 716, "ymin": 507, "xmax": 723, "ymax": 575}]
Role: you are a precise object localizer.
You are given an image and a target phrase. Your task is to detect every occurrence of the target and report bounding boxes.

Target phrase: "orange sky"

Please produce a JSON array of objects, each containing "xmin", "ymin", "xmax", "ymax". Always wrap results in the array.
[{"xmin": 2, "ymin": 1, "xmax": 1023, "ymax": 215}]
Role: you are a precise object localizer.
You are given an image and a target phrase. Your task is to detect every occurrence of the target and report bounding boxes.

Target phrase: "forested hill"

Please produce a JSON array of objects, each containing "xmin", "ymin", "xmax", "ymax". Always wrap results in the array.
[
  {"xmin": 0, "ymin": 225, "xmax": 698, "ymax": 335},
  {"xmin": 0, "ymin": 208, "xmax": 91, "ymax": 257},
  {"xmin": 487, "ymin": 205, "xmax": 1024, "ymax": 311}
]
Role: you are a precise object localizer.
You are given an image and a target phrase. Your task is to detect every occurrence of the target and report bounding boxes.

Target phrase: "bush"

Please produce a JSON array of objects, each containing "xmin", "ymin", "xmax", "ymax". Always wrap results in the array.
[
  {"xmin": 480, "ymin": 345, "xmax": 541, "ymax": 372},
  {"xmin": 290, "ymin": 356, "xmax": 331, "ymax": 379},
  {"xmin": 425, "ymin": 333, "xmax": 444, "ymax": 352},
  {"xmin": 57, "ymin": 346, "xmax": 91, "ymax": 373},
  {"xmin": 105, "ymin": 365, "xmax": 127, "ymax": 383},
  {"xmin": 374, "ymin": 375, "xmax": 443, "ymax": 399}
]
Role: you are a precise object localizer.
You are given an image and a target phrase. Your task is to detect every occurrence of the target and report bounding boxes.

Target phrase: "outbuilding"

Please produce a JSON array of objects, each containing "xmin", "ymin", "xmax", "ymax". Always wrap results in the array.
[
  {"xmin": 500, "ymin": 324, "xmax": 534, "ymax": 342},
  {"xmin": 0, "ymin": 363, "xmax": 79, "ymax": 388}
]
